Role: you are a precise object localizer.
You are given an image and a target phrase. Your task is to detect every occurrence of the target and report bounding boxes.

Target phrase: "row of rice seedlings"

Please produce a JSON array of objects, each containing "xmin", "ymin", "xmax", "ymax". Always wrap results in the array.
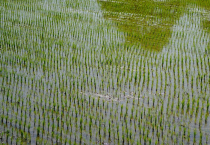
[
  {"xmin": 1, "ymin": 44, "xmax": 209, "ymax": 143},
  {"xmin": 0, "ymin": 0, "xmax": 210, "ymax": 144},
  {"xmin": 1, "ymin": 81, "xmax": 209, "ymax": 144},
  {"xmin": 2, "ymin": 36, "xmax": 209, "ymax": 100}
]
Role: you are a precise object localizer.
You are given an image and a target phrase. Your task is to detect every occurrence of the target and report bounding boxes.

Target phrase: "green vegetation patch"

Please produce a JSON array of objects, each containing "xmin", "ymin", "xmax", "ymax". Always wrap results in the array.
[{"xmin": 99, "ymin": 0, "xmax": 210, "ymax": 51}]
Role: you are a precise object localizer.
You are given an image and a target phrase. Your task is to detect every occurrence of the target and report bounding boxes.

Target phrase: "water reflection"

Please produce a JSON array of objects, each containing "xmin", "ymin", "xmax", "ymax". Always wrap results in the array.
[{"xmin": 98, "ymin": 0, "xmax": 210, "ymax": 51}]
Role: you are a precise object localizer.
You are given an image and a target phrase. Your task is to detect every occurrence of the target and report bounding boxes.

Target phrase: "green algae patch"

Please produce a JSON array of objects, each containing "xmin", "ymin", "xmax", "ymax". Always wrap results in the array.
[{"xmin": 99, "ymin": 0, "xmax": 210, "ymax": 51}]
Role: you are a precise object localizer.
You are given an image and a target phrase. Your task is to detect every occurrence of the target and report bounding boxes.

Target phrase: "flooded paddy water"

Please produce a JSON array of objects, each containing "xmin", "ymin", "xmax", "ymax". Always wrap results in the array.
[{"xmin": 0, "ymin": 0, "xmax": 210, "ymax": 144}]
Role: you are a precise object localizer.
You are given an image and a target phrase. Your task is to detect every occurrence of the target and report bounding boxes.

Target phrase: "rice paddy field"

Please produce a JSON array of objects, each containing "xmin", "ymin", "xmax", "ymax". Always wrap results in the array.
[{"xmin": 0, "ymin": 0, "xmax": 210, "ymax": 144}]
